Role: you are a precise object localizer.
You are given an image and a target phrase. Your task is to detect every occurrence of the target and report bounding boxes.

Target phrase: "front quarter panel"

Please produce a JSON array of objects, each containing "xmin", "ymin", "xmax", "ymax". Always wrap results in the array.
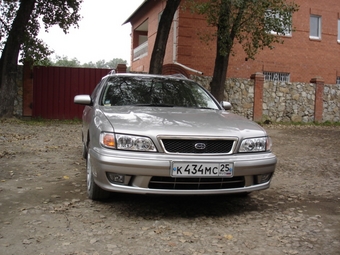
[{"xmin": 89, "ymin": 109, "xmax": 114, "ymax": 149}]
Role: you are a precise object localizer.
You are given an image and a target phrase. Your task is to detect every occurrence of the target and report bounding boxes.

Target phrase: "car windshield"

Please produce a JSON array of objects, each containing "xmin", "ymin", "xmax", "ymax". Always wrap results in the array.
[{"xmin": 100, "ymin": 76, "xmax": 219, "ymax": 109}]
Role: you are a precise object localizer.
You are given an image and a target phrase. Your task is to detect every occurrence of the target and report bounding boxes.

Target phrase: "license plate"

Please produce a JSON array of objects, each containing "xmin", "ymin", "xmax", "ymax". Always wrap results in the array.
[{"xmin": 171, "ymin": 162, "xmax": 233, "ymax": 177}]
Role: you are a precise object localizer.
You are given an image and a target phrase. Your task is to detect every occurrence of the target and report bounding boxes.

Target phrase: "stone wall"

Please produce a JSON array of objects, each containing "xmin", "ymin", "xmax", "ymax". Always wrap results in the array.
[
  {"xmin": 263, "ymin": 81, "xmax": 316, "ymax": 123},
  {"xmin": 323, "ymin": 84, "xmax": 340, "ymax": 122},
  {"xmin": 191, "ymin": 74, "xmax": 340, "ymax": 123},
  {"xmin": 191, "ymin": 75, "xmax": 254, "ymax": 119}
]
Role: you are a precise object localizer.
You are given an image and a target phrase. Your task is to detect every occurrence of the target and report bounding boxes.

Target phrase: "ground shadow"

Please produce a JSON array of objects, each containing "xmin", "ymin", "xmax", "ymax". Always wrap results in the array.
[{"xmin": 95, "ymin": 192, "xmax": 268, "ymax": 219}]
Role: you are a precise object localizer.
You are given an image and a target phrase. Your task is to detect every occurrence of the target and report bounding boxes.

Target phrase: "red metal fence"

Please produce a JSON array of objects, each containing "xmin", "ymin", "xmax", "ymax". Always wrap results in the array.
[{"xmin": 32, "ymin": 66, "xmax": 111, "ymax": 119}]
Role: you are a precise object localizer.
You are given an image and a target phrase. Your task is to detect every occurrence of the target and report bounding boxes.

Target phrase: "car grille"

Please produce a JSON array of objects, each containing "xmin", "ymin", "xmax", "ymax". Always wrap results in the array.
[
  {"xmin": 149, "ymin": 176, "xmax": 245, "ymax": 190},
  {"xmin": 161, "ymin": 139, "xmax": 234, "ymax": 154}
]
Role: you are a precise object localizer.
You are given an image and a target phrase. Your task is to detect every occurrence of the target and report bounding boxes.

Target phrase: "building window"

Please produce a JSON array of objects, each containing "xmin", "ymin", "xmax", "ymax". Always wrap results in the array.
[
  {"xmin": 338, "ymin": 20, "xmax": 340, "ymax": 42},
  {"xmin": 264, "ymin": 71, "xmax": 290, "ymax": 82},
  {"xmin": 310, "ymin": 15, "xmax": 321, "ymax": 39},
  {"xmin": 266, "ymin": 11, "xmax": 292, "ymax": 36},
  {"xmin": 337, "ymin": 77, "xmax": 340, "ymax": 84}
]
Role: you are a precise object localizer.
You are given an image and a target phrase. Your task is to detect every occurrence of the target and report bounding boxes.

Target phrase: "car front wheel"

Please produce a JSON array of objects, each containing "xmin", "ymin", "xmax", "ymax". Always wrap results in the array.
[
  {"xmin": 82, "ymin": 142, "xmax": 87, "ymax": 159},
  {"xmin": 86, "ymin": 152, "xmax": 110, "ymax": 200}
]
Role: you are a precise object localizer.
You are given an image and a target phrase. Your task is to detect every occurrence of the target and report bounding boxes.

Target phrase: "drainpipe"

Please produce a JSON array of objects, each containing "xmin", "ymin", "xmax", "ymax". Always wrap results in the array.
[
  {"xmin": 173, "ymin": 10, "xmax": 178, "ymax": 63},
  {"xmin": 172, "ymin": 10, "xmax": 204, "ymax": 75}
]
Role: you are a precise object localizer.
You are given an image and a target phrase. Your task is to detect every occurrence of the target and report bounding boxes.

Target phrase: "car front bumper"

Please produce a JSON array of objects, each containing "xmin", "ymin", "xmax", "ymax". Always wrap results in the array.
[{"xmin": 89, "ymin": 147, "xmax": 277, "ymax": 195}]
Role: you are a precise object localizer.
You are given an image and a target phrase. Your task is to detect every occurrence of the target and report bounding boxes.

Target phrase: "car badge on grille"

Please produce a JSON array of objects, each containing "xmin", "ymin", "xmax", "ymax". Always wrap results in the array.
[{"xmin": 194, "ymin": 143, "xmax": 206, "ymax": 150}]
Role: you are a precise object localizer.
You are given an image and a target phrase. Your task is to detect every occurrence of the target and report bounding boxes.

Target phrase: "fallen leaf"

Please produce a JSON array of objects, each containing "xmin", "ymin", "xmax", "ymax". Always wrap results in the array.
[
  {"xmin": 23, "ymin": 239, "xmax": 32, "ymax": 245},
  {"xmin": 90, "ymin": 239, "xmax": 98, "ymax": 244},
  {"xmin": 183, "ymin": 231, "xmax": 193, "ymax": 236},
  {"xmin": 224, "ymin": 234, "xmax": 233, "ymax": 240}
]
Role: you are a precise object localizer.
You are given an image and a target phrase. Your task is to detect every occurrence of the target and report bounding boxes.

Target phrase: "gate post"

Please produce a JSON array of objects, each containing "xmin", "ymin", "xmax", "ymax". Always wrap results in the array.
[
  {"xmin": 251, "ymin": 72, "xmax": 264, "ymax": 122},
  {"xmin": 310, "ymin": 76, "xmax": 324, "ymax": 123},
  {"xmin": 116, "ymin": 64, "xmax": 127, "ymax": 73}
]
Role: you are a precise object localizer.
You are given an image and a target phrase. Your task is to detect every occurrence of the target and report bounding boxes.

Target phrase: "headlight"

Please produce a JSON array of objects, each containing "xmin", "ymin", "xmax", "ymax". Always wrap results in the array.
[
  {"xmin": 239, "ymin": 137, "xmax": 271, "ymax": 152},
  {"xmin": 116, "ymin": 134, "xmax": 156, "ymax": 151},
  {"xmin": 100, "ymin": 132, "xmax": 157, "ymax": 152}
]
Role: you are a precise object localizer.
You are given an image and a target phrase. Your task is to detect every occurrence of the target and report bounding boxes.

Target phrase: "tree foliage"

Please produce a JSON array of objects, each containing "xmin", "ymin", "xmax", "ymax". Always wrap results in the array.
[
  {"xmin": 50, "ymin": 55, "xmax": 127, "ymax": 69},
  {"xmin": 0, "ymin": 0, "xmax": 82, "ymax": 117},
  {"xmin": 52, "ymin": 55, "xmax": 81, "ymax": 67},
  {"xmin": 0, "ymin": 0, "xmax": 82, "ymax": 64},
  {"xmin": 186, "ymin": 0, "xmax": 299, "ymax": 101}
]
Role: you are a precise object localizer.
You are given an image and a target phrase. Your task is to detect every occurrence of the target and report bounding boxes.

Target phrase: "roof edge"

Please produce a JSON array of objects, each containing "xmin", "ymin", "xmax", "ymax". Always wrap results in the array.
[{"xmin": 122, "ymin": 0, "xmax": 149, "ymax": 25}]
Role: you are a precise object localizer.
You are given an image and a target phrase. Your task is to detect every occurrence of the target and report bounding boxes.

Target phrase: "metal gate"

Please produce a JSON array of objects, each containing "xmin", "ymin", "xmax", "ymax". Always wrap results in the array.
[{"xmin": 32, "ymin": 66, "xmax": 110, "ymax": 119}]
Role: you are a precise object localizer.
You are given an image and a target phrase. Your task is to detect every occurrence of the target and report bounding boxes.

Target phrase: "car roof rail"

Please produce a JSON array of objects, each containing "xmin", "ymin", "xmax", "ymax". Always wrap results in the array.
[{"xmin": 167, "ymin": 73, "xmax": 188, "ymax": 79}]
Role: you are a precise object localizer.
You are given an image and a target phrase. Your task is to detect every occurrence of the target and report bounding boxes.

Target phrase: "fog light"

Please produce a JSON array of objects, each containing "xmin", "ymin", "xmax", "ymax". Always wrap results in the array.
[
  {"xmin": 257, "ymin": 173, "xmax": 272, "ymax": 184},
  {"xmin": 107, "ymin": 173, "xmax": 125, "ymax": 184}
]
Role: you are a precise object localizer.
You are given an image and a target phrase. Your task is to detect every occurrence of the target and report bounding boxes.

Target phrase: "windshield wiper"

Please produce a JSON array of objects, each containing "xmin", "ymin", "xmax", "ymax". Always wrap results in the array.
[
  {"xmin": 195, "ymin": 106, "xmax": 217, "ymax": 110},
  {"xmin": 133, "ymin": 104, "xmax": 174, "ymax": 107}
]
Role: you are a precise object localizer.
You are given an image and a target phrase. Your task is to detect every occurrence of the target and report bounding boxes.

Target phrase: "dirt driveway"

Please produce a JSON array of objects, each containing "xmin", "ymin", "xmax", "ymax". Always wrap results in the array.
[{"xmin": 0, "ymin": 119, "xmax": 339, "ymax": 255}]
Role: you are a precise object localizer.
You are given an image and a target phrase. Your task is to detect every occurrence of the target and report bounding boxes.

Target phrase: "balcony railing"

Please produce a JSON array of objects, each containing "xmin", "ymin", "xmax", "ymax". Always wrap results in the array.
[{"xmin": 133, "ymin": 41, "xmax": 148, "ymax": 61}]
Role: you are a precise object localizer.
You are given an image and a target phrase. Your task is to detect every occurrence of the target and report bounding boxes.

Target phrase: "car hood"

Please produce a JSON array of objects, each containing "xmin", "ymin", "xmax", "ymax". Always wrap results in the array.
[{"xmin": 101, "ymin": 106, "xmax": 266, "ymax": 138}]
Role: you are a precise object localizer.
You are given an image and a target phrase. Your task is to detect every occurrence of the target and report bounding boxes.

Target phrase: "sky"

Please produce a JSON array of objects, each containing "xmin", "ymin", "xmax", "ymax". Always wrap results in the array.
[{"xmin": 38, "ymin": 0, "xmax": 145, "ymax": 65}]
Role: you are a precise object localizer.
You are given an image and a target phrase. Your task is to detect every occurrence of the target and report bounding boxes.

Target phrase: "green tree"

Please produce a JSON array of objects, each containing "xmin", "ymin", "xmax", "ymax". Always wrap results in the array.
[
  {"xmin": 82, "ymin": 61, "xmax": 97, "ymax": 68},
  {"xmin": 82, "ymin": 58, "xmax": 127, "ymax": 69},
  {"xmin": 53, "ymin": 55, "xmax": 81, "ymax": 67},
  {"xmin": 95, "ymin": 59, "xmax": 107, "ymax": 68},
  {"xmin": 149, "ymin": 0, "xmax": 181, "ymax": 74},
  {"xmin": 187, "ymin": 0, "xmax": 299, "ymax": 101},
  {"xmin": 48, "ymin": 57, "xmax": 128, "ymax": 69},
  {"xmin": 106, "ymin": 58, "xmax": 127, "ymax": 69},
  {"xmin": 0, "ymin": 0, "xmax": 82, "ymax": 117}
]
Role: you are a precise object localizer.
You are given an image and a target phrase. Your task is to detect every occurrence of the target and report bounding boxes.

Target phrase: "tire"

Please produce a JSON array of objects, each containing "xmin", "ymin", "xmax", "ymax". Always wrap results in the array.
[
  {"xmin": 82, "ymin": 142, "xmax": 87, "ymax": 159},
  {"xmin": 86, "ymin": 152, "xmax": 110, "ymax": 200}
]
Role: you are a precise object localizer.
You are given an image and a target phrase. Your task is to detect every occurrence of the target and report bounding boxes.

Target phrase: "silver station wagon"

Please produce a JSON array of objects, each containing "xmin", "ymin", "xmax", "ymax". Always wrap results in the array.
[{"xmin": 74, "ymin": 73, "xmax": 277, "ymax": 200}]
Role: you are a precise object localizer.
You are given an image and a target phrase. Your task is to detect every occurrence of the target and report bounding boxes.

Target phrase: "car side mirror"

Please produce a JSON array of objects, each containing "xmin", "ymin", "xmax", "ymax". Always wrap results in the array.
[
  {"xmin": 74, "ymin": 95, "xmax": 92, "ymax": 105},
  {"xmin": 220, "ymin": 101, "xmax": 232, "ymax": 110}
]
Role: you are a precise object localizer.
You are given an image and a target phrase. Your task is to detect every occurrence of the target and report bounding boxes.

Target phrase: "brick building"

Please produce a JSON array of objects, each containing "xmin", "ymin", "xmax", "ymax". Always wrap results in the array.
[{"xmin": 124, "ymin": 0, "xmax": 340, "ymax": 84}]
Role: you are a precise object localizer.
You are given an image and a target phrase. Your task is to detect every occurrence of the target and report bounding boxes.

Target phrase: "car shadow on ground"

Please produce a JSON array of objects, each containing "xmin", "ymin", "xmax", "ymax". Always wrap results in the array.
[{"xmin": 96, "ymin": 192, "xmax": 265, "ymax": 219}]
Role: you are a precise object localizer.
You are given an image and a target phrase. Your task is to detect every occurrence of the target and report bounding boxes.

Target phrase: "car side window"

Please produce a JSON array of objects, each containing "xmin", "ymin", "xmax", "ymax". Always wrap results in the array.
[{"xmin": 92, "ymin": 78, "xmax": 107, "ymax": 104}]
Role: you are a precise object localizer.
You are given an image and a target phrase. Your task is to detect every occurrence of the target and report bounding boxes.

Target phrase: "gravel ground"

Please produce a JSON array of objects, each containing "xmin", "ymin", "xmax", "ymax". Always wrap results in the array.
[{"xmin": 0, "ymin": 119, "xmax": 339, "ymax": 255}]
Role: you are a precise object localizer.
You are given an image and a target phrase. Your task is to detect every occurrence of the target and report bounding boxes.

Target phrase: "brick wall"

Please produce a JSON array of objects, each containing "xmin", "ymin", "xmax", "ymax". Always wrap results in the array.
[
  {"xmin": 176, "ymin": 0, "xmax": 340, "ymax": 84},
  {"xmin": 129, "ymin": 0, "xmax": 168, "ymax": 73},
  {"xmin": 130, "ymin": 0, "xmax": 340, "ymax": 84}
]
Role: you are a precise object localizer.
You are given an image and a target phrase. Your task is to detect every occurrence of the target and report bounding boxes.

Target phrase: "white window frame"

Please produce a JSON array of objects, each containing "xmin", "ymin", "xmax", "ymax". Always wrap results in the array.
[
  {"xmin": 338, "ymin": 19, "xmax": 340, "ymax": 42},
  {"xmin": 310, "ymin": 15, "xmax": 321, "ymax": 39},
  {"xmin": 336, "ymin": 76, "xmax": 340, "ymax": 85}
]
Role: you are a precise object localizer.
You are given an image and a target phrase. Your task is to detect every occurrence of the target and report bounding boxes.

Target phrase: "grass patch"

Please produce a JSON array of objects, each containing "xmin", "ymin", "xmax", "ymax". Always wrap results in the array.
[{"xmin": 0, "ymin": 117, "xmax": 82, "ymax": 126}]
